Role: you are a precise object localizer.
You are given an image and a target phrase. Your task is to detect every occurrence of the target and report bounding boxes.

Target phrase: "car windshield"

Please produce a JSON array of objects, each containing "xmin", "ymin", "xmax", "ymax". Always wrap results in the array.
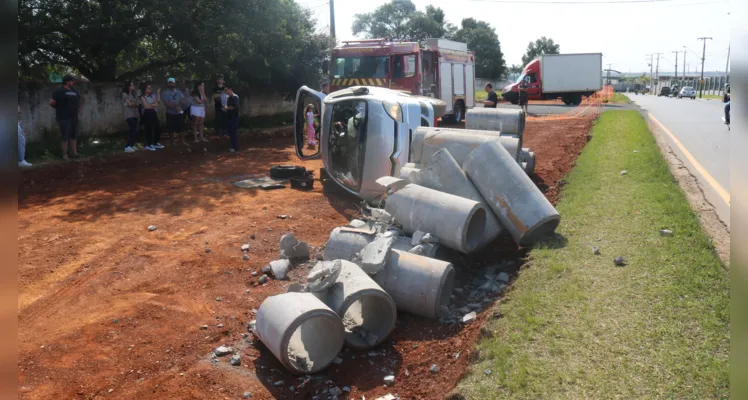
[
  {"xmin": 683, "ymin": 87, "xmax": 693, "ymax": 90},
  {"xmin": 328, "ymin": 100, "xmax": 368, "ymax": 192},
  {"xmin": 515, "ymin": 73, "xmax": 526, "ymax": 83},
  {"xmin": 333, "ymin": 56, "xmax": 388, "ymax": 79}
]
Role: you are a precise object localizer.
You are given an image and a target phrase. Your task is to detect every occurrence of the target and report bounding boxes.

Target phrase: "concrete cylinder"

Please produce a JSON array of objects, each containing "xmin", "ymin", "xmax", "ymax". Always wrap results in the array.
[
  {"xmin": 373, "ymin": 249, "xmax": 455, "ymax": 319},
  {"xmin": 384, "ymin": 183, "xmax": 487, "ymax": 253},
  {"xmin": 398, "ymin": 166, "xmax": 421, "ymax": 182},
  {"xmin": 324, "ymin": 227, "xmax": 375, "ymax": 261},
  {"xmin": 465, "ymin": 108, "xmax": 526, "ymax": 136},
  {"xmin": 255, "ymin": 292, "xmax": 345, "ymax": 374},
  {"xmin": 524, "ymin": 151, "xmax": 536, "ymax": 176},
  {"xmin": 414, "ymin": 148, "xmax": 503, "ymax": 248},
  {"xmin": 325, "ymin": 260, "xmax": 397, "ymax": 349},
  {"xmin": 411, "ymin": 127, "xmax": 521, "ymax": 166},
  {"xmin": 463, "ymin": 140, "xmax": 560, "ymax": 245}
]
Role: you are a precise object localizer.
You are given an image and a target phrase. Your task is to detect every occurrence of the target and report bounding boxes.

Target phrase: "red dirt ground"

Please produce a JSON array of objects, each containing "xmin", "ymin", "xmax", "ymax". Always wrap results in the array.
[{"xmin": 18, "ymin": 118, "xmax": 594, "ymax": 400}]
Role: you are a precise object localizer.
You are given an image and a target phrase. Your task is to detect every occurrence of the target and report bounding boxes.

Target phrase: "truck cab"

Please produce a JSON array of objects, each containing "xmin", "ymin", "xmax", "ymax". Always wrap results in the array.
[{"xmin": 294, "ymin": 85, "xmax": 445, "ymax": 202}]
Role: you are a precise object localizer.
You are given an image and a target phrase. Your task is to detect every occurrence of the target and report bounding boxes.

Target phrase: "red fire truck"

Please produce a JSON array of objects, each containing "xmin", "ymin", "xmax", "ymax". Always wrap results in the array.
[{"xmin": 329, "ymin": 38, "xmax": 476, "ymax": 123}]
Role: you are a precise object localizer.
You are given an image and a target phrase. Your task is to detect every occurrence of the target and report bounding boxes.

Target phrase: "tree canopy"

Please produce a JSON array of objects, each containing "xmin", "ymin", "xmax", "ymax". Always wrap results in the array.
[
  {"xmin": 520, "ymin": 36, "xmax": 560, "ymax": 66},
  {"xmin": 452, "ymin": 18, "xmax": 506, "ymax": 79},
  {"xmin": 18, "ymin": 0, "xmax": 329, "ymax": 94},
  {"xmin": 352, "ymin": 1, "xmax": 506, "ymax": 79}
]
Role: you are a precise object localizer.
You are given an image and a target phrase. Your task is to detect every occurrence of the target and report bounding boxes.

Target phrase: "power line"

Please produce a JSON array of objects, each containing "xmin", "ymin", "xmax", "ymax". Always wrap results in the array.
[{"xmin": 463, "ymin": 0, "xmax": 721, "ymax": 4}]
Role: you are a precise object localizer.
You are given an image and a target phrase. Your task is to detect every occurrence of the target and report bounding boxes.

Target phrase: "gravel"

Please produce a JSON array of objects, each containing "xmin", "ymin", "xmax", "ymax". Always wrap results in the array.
[
  {"xmin": 214, "ymin": 346, "xmax": 233, "ymax": 356},
  {"xmin": 462, "ymin": 312, "xmax": 477, "ymax": 323},
  {"xmin": 383, "ymin": 375, "xmax": 395, "ymax": 385},
  {"xmin": 592, "ymin": 246, "xmax": 601, "ymax": 255},
  {"xmin": 147, "ymin": 225, "xmax": 157, "ymax": 232},
  {"xmin": 429, "ymin": 364, "xmax": 439, "ymax": 373},
  {"xmin": 229, "ymin": 354, "xmax": 241, "ymax": 366},
  {"xmin": 613, "ymin": 256, "xmax": 627, "ymax": 266},
  {"xmin": 258, "ymin": 274, "xmax": 269, "ymax": 284}
]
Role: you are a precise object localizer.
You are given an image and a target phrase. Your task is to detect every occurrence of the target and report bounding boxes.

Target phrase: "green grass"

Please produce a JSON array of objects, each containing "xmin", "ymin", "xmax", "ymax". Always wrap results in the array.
[
  {"xmin": 454, "ymin": 110, "xmax": 729, "ymax": 399},
  {"xmin": 699, "ymin": 94, "xmax": 722, "ymax": 100},
  {"xmin": 610, "ymin": 93, "xmax": 631, "ymax": 104},
  {"xmin": 475, "ymin": 90, "xmax": 489, "ymax": 101}
]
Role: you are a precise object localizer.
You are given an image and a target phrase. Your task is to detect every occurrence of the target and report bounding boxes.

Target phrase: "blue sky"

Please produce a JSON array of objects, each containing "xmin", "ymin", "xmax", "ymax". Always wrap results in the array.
[{"xmin": 298, "ymin": 0, "xmax": 732, "ymax": 75}]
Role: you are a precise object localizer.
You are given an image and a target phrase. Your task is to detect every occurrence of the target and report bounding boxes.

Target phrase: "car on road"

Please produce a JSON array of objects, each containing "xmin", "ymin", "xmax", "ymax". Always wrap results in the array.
[
  {"xmin": 658, "ymin": 87, "xmax": 671, "ymax": 97},
  {"xmin": 677, "ymin": 86, "xmax": 696, "ymax": 99}
]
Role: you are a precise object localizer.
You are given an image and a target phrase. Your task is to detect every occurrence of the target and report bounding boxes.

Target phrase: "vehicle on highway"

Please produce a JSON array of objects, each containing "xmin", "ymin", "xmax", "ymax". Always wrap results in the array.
[
  {"xmin": 293, "ymin": 85, "xmax": 446, "ymax": 201},
  {"xmin": 502, "ymin": 53, "xmax": 603, "ymax": 106},
  {"xmin": 658, "ymin": 87, "xmax": 671, "ymax": 97},
  {"xmin": 677, "ymin": 86, "xmax": 696, "ymax": 99},
  {"xmin": 328, "ymin": 38, "xmax": 475, "ymax": 123}
]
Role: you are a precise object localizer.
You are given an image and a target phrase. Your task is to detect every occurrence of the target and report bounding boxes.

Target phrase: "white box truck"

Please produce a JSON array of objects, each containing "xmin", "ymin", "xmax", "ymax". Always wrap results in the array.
[{"xmin": 501, "ymin": 53, "xmax": 603, "ymax": 105}]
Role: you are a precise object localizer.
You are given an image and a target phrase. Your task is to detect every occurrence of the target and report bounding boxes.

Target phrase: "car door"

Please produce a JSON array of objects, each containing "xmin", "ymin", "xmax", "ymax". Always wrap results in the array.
[
  {"xmin": 524, "ymin": 72, "xmax": 542, "ymax": 99},
  {"xmin": 294, "ymin": 86, "xmax": 326, "ymax": 160}
]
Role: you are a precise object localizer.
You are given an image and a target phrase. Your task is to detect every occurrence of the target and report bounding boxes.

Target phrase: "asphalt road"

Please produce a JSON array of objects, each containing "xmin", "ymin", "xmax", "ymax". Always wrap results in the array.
[{"xmin": 624, "ymin": 93, "xmax": 730, "ymax": 227}]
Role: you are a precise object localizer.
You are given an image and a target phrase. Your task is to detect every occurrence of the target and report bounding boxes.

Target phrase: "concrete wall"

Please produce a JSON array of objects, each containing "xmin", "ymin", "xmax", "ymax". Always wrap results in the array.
[{"xmin": 18, "ymin": 81, "xmax": 294, "ymax": 143}]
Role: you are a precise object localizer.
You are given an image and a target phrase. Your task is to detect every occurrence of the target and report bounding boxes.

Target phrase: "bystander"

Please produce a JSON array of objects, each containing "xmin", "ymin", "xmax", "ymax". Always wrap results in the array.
[
  {"xmin": 162, "ymin": 77, "xmax": 188, "ymax": 146},
  {"xmin": 223, "ymin": 85, "xmax": 240, "ymax": 152},
  {"xmin": 49, "ymin": 75, "xmax": 84, "ymax": 160},
  {"xmin": 17, "ymin": 106, "xmax": 31, "ymax": 167}
]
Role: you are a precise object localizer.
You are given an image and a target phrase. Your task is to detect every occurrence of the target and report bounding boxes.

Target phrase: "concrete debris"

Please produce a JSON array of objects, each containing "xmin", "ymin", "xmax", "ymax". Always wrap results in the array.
[
  {"xmin": 280, "ymin": 233, "xmax": 310, "ymax": 260},
  {"xmin": 484, "ymin": 369, "xmax": 492, "ymax": 375},
  {"xmin": 633, "ymin": 150, "xmax": 639, "ymax": 153},
  {"xmin": 376, "ymin": 395, "xmax": 397, "ymax": 400},
  {"xmin": 329, "ymin": 387, "xmax": 343, "ymax": 396},
  {"xmin": 349, "ymin": 219, "xmax": 368, "ymax": 228},
  {"xmin": 324, "ymin": 227, "xmax": 375, "ymax": 261},
  {"xmin": 258, "ymin": 274, "xmax": 269, "ymax": 284},
  {"xmin": 429, "ymin": 364, "xmax": 439, "ymax": 373},
  {"xmin": 620, "ymin": 170, "xmax": 628, "ymax": 176},
  {"xmin": 383, "ymin": 375, "xmax": 395, "ymax": 385},
  {"xmin": 375, "ymin": 176, "xmax": 408, "ymax": 195},
  {"xmin": 251, "ymin": 271, "xmax": 258, "ymax": 277},
  {"xmin": 359, "ymin": 236, "xmax": 395, "ymax": 274},
  {"xmin": 660, "ymin": 229, "xmax": 673, "ymax": 236},
  {"xmin": 613, "ymin": 256, "xmax": 627, "ymax": 266},
  {"xmin": 243, "ymin": 392, "xmax": 253, "ymax": 398},
  {"xmin": 408, "ymin": 245, "xmax": 424, "ymax": 255},
  {"xmin": 216, "ymin": 297, "xmax": 223, "ymax": 302},
  {"xmin": 277, "ymin": 214, "xmax": 288, "ymax": 219},
  {"xmin": 229, "ymin": 354, "xmax": 241, "ymax": 366},
  {"xmin": 497, "ymin": 272, "xmax": 510, "ymax": 283},
  {"xmin": 214, "ymin": 346, "xmax": 233, "ymax": 356},
  {"xmin": 200, "ymin": 325, "xmax": 208, "ymax": 330},
  {"xmin": 147, "ymin": 225, "xmax": 157, "ymax": 232},
  {"xmin": 261, "ymin": 265, "xmax": 272, "ymax": 274},
  {"xmin": 273, "ymin": 381, "xmax": 284, "ymax": 387},
  {"xmin": 368, "ymin": 207, "xmax": 394, "ymax": 223},
  {"xmin": 462, "ymin": 312, "xmax": 477, "ymax": 323},
  {"xmin": 287, "ymin": 283, "xmax": 303, "ymax": 293},
  {"xmin": 268, "ymin": 259, "xmax": 292, "ymax": 280},
  {"xmin": 241, "ymin": 244, "xmax": 250, "ymax": 252},
  {"xmin": 333, "ymin": 357, "xmax": 343, "ymax": 364},
  {"xmin": 243, "ymin": 254, "xmax": 250, "ymax": 261},
  {"xmin": 411, "ymin": 231, "xmax": 426, "ymax": 245},
  {"xmin": 306, "ymin": 260, "xmax": 343, "ymax": 292},
  {"xmin": 593, "ymin": 246, "xmax": 601, "ymax": 255},
  {"xmin": 342, "ymin": 386, "xmax": 351, "ymax": 392}
]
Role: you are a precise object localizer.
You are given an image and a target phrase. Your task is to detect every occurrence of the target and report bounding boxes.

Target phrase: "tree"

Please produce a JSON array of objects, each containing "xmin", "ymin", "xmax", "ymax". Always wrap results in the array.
[
  {"xmin": 352, "ymin": 1, "xmax": 454, "ymax": 43},
  {"xmin": 520, "ymin": 36, "xmax": 560, "ymax": 66},
  {"xmin": 509, "ymin": 64, "xmax": 523, "ymax": 74},
  {"xmin": 452, "ymin": 18, "xmax": 506, "ymax": 79},
  {"xmin": 18, "ymin": 0, "xmax": 329, "ymax": 95}
]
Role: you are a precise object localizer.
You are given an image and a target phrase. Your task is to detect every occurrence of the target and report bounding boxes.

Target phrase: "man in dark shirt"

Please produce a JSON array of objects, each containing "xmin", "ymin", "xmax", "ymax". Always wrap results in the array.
[
  {"xmin": 50, "ymin": 75, "xmax": 84, "ymax": 160},
  {"xmin": 482, "ymin": 83, "xmax": 498, "ymax": 108},
  {"xmin": 213, "ymin": 76, "xmax": 227, "ymax": 138},
  {"xmin": 223, "ymin": 86, "xmax": 240, "ymax": 152}
]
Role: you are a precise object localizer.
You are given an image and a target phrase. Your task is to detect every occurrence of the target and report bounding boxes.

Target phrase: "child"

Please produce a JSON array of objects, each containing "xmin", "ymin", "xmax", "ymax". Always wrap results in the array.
[{"xmin": 305, "ymin": 104, "xmax": 318, "ymax": 148}]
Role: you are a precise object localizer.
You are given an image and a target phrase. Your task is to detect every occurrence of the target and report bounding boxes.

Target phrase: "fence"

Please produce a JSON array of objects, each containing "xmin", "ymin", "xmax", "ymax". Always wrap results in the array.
[{"xmin": 18, "ymin": 81, "xmax": 294, "ymax": 143}]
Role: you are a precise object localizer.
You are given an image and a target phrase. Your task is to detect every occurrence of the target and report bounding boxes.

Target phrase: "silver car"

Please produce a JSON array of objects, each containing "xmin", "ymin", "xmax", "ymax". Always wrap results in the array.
[
  {"xmin": 678, "ymin": 86, "xmax": 696, "ymax": 99},
  {"xmin": 294, "ymin": 85, "xmax": 444, "ymax": 201}
]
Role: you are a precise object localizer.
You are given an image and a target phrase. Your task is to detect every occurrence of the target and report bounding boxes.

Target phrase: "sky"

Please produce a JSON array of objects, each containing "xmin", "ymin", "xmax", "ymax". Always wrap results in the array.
[{"xmin": 298, "ymin": 0, "xmax": 732, "ymax": 76}]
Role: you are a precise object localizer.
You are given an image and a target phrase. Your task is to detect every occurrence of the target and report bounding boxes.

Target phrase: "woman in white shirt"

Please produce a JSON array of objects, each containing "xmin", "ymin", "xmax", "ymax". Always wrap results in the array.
[{"xmin": 190, "ymin": 82, "xmax": 208, "ymax": 142}]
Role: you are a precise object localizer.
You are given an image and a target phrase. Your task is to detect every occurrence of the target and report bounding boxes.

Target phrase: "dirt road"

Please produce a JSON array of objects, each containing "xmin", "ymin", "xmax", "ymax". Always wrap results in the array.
[{"xmin": 18, "ymin": 118, "xmax": 593, "ymax": 400}]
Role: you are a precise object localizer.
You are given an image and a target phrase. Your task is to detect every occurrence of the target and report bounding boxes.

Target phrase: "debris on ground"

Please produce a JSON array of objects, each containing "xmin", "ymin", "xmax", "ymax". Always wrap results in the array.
[
  {"xmin": 214, "ymin": 346, "xmax": 233, "ymax": 357},
  {"xmin": 593, "ymin": 246, "xmax": 601, "ymax": 255},
  {"xmin": 147, "ymin": 225, "xmax": 157, "ymax": 232},
  {"xmin": 660, "ymin": 229, "xmax": 673, "ymax": 236},
  {"xmin": 613, "ymin": 256, "xmax": 627, "ymax": 266}
]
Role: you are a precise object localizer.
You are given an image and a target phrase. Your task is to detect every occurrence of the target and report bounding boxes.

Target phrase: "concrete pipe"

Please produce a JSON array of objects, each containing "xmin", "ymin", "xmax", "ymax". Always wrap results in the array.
[
  {"xmin": 324, "ymin": 226, "xmax": 375, "ymax": 261},
  {"xmin": 384, "ymin": 183, "xmax": 487, "ymax": 253},
  {"xmin": 391, "ymin": 236, "xmax": 446, "ymax": 259},
  {"xmin": 414, "ymin": 148, "xmax": 503, "ymax": 248},
  {"xmin": 463, "ymin": 140, "xmax": 560, "ymax": 245},
  {"xmin": 255, "ymin": 292, "xmax": 345, "ymax": 374},
  {"xmin": 524, "ymin": 151, "xmax": 536, "ymax": 176},
  {"xmin": 411, "ymin": 127, "xmax": 521, "ymax": 166},
  {"xmin": 398, "ymin": 166, "xmax": 421, "ymax": 182},
  {"xmin": 465, "ymin": 108, "xmax": 526, "ymax": 136},
  {"xmin": 373, "ymin": 249, "xmax": 455, "ymax": 319},
  {"xmin": 325, "ymin": 260, "xmax": 397, "ymax": 349}
]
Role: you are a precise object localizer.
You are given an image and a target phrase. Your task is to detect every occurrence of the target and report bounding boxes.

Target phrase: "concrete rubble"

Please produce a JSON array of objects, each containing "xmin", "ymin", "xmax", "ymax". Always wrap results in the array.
[{"xmin": 251, "ymin": 110, "xmax": 565, "ymax": 376}]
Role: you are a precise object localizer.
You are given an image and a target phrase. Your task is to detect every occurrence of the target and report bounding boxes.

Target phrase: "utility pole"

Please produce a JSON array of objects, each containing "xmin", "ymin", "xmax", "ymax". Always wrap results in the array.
[
  {"xmin": 606, "ymin": 63, "xmax": 612, "ymax": 85},
  {"xmin": 697, "ymin": 37, "xmax": 712, "ymax": 98},
  {"xmin": 724, "ymin": 43, "xmax": 730, "ymax": 85},
  {"xmin": 329, "ymin": 0, "xmax": 336, "ymax": 40},
  {"xmin": 654, "ymin": 52, "xmax": 662, "ymax": 94},
  {"xmin": 683, "ymin": 47, "xmax": 686, "ymax": 80},
  {"xmin": 672, "ymin": 51, "xmax": 679, "ymax": 81}
]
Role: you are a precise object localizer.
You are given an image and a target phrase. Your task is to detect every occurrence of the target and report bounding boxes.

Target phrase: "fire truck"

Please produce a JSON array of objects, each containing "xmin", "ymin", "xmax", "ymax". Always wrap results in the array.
[{"xmin": 329, "ymin": 38, "xmax": 476, "ymax": 123}]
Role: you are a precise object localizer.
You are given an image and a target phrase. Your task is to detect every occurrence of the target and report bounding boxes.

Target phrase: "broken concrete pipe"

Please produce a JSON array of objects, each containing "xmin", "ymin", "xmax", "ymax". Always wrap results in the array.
[
  {"xmin": 279, "ymin": 233, "xmax": 310, "ymax": 260},
  {"xmin": 465, "ymin": 108, "xmax": 526, "ymax": 137},
  {"xmin": 463, "ymin": 140, "xmax": 560, "ymax": 245},
  {"xmin": 391, "ymin": 236, "xmax": 445, "ymax": 259},
  {"xmin": 324, "ymin": 226, "xmax": 375, "ymax": 261},
  {"xmin": 410, "ymin": 127, "xmax": 522, "ymax": 166},
  {"xmin": 412, "ymin": 148, "xmax": 503, "ymax": 249},
  {"xmin": 373, "ymin": 249, "xmax": 455, "ymax": 319},
  {"xmin": 398, "ymin": 166, "xmax": 421, "ymax": 182},
  {"xmin": 384, "ymin": 183, "xmax": 487, "ymax": 254},
  {"xmin": 323, "ymin": 260, "xmax": 397, "ymax": 349},
  {"xmin": 255, "ymin": 292, "xmax": 345, "ymax": 374}
]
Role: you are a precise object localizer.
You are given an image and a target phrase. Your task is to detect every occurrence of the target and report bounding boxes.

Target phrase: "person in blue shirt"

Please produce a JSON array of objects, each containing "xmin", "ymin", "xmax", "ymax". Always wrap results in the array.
[{"xmin": 18, "ymin": 105, "xmax": 31, "ymax": 167}]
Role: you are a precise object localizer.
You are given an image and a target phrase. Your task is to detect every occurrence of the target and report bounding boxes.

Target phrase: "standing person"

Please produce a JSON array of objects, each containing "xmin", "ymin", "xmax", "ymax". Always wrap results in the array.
[
  {"xmin": 179, "ymin": 80, "xmax": 192, "ymax": 133},
  {"xmin": 212, "ymin": 76, "xmax": 227, "ymax": 138},
  {"xmin": 17, "ymin": 106, "xmax": 32, "ymax": 167},
  {"xmin": 190, "ymin": 81, "xmax": 209, "ymax": 142},
  {"xmin": 305, "ymin": 104, "xmax": 318, "ymax": 148},
  {"xmin": 139, "ymin": 83, "xmax": 161, "ymax": 151},
  {"xmin": 223, "ymin": 85, "xmax": 240, "ymax": 152},
  {"xmin": 49, "ymin": 75, "xmax": 84, "ymax": 160},
  {"xmin": 481, "ymin": 83, "xmax": 498, "ymax": 108},
  {"xmin": 723, "ymin": 84, "xmax": 730, "ymax": 125},
  {"xmin": 162, "ymin": 77, "xmax": 187, "ymax": 146},
  {"xmin": 122, "ymin": 81, "xmax": 140, "ymax": 153}
]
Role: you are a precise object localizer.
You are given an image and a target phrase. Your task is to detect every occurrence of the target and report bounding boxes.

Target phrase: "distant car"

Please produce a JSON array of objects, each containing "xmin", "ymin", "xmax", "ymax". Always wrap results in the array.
[
  {"xmin": 658, "ymin": 87, "xmax": 671, "ymax": 97},
  {"xmin": 677, "ymin": 86, "xmax": 696, "ymax": 99}
]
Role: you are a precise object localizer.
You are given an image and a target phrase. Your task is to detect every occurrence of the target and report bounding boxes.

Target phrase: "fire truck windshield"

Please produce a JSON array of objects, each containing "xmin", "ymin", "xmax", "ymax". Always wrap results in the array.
[{"xmin": 333, "ymin": 56, "xmax": 388, "ymax": 79}]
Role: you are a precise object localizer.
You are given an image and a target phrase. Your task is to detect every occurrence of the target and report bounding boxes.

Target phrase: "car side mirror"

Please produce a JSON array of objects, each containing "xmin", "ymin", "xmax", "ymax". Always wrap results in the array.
[{"xmin": 294, "ymin": 86, "xmax": 325, "ymax": 160}]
